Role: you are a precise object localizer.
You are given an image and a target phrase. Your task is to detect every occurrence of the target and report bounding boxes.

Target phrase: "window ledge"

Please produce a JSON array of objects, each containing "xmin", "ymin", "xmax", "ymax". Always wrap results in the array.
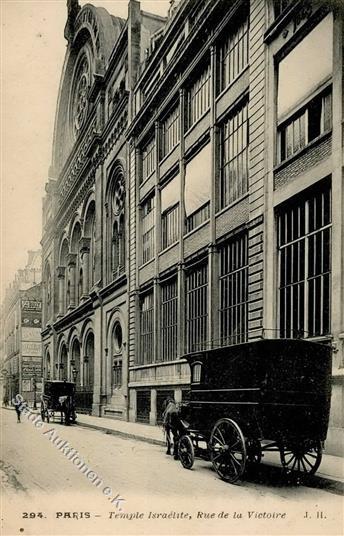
[
  {"xmin": 159, "ymin": 240, "xmax": 179, "ymax": 256},
  {"xmin": 274, "ymin": 130, "xmax": 332, "ymax": 173},
  {"xmin": 184, "ymin": 108, "xmax": 210, "ymax": 137},
  {"xmin": 140, "ymin": 169, "xmax": 156, "ymax": 188},
  {"xmin": 129, "ymin": 358, "xmax": 187, "ymax": 371},
  {"xmin": 215, "ymin": 192, "xmax": 249, "ymax": 219},
  {"xmin": 139, "ymin": 258, "xmax": 155, "ymax": 270},
  {"xmin": 215, "ymin": 65, "xmax": 249, "ymax": 104},
  {"xmin": 184, "ymin": 217, "xmax": 210, "ymax": 239},
  {"xmin": 159, "ymin": 144, "xmax": 180, "ymax": 166}
]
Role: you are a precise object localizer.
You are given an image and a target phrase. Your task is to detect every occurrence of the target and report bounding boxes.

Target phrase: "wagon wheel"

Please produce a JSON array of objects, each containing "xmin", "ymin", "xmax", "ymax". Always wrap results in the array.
[
  {"xmin": 280, "ymin": 440, "xmax": 322, "ymax": 475},
  {"xmin": 246, "ymin": 439, "xmax": 262, "ymax": 465},
  {"xmin": 209, "ymin": 418, "xmax": 246, "ymax": 483},
  {"xmin": 178, "ymin": 435, "xmax": 194, "ymax": 470}
]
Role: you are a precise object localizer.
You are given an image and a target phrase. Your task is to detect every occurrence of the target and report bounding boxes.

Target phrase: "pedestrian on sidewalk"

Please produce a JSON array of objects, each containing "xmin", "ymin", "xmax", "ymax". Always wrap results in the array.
[{"xmin": 14, "ymin": 395, "xmax": 27, "ymax": 423}]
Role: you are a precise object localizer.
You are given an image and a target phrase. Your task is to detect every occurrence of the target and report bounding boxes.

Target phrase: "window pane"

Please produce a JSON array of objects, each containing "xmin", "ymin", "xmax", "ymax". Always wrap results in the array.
[
  {"xmin": 186, "ymin": 264, "xmax": 208, "ymax": 352},
  {"xmin": 278, "ymin": 184, "xmax": 331, "ymax": 339},
  {"xmin": 219, "ymin": 233, "xmax": 248, "ymax": 346},
  {"xmin": 278, "ymin": 14, "xmax": 333, "ymax": 119},
  {"xmin": 185, "ymin": 144, "xmax": 211, "ymax": 216}
]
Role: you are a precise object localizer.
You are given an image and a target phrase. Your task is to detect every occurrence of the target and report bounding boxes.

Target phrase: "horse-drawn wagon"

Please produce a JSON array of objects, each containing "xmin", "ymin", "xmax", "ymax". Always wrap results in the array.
[
  {"xmin": 40, "ymin": 380, "xmax": 77, "ymax": 425},
  {"xmin": 177, "ymin": 339, "xmax": 332, "ymax": 483}
]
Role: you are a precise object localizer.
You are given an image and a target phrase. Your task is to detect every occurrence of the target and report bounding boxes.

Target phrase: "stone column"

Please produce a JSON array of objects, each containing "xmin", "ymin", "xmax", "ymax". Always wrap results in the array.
[
  {"xmin": 67, "ymin": 253, "xmax": 77, "ymax": 309},
  {"xmin": 56, "ymin": 266, "xmax": 66, "ymax": 317},
  {"xmin": 80, "ymin": 237, "xmax": 91, "ymax": 300}
]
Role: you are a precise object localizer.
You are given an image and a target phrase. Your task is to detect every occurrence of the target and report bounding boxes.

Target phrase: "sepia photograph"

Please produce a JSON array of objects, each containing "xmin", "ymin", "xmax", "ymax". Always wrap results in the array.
[{"xmin": 1, "ymin": 0, "xmax": 343, "ymax": 534}]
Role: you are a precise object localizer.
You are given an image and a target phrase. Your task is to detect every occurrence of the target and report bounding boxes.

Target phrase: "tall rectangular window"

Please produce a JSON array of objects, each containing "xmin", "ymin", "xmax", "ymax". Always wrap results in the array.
[
  {"xmin": 278, "ymin": 183, "xmax": 331, "ymax": 338},
  {"xmin": 185, "ymin": 143, "xmax": 211, "ymax": 232},
  {"xmin": 219, "ymin": 233, "xmax": 248, "ymax": 346},
  {"xmin": 186, "ymin": 263, "xmax": 208, "ymax": 352},
  {"xmin": 161, "ymin": 105, "xmax": 180, "ymax": 158},
  {"xmin": 139, "ymin": 291, "xmax": 154, "ymax": 364},
  {"xmin": 220, "ymin": 101, "xmax": 248, "ymax": 208},
  {"xmin": 187, "ymin": 64, "xmax": 210, "ymax": 129},
  {"xmin": 161, "ymin": 278, "xmax": 178, "ymax": 361},
  {"xmin": 278, "ymin": 88, "xmax": 332, "ymax": 163},
  {"xmin": 219, "ymin": 16, "xmax": 249, "ymax": 92},
  {"xmin": 141, "ymin": 195, "xmax": 155, "ymax": 264},
  {"xmin": 161, "ymin": 175, "xmax": 180, "ymax": 250},
  {"xmin": 142, "ymin": 137, "xmax": 156, "ymax": 183}
]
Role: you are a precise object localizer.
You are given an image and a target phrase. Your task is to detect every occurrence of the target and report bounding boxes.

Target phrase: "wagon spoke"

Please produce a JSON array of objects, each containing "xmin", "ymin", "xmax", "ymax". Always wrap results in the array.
[
  {"xmin": 303, "ymin": 456, "xmax": 315, "ymax": 469},
  {"xmin": 216, "ymin": 427, "xmax": 226, "ymax": 445},
  {"xmin": 300, "ymin": 458, "xmax": 308, "ymax": 473},
  {"xmin": 212, "ymin": 434, "xmax": 225, "ymax": 446},
  {"xmin": 212, "ymin": 451, "xmax": 225, "ymax": 462},
  {"xmin": 229, "ymin": 453, "xmax": 242, "ymax": 467}
]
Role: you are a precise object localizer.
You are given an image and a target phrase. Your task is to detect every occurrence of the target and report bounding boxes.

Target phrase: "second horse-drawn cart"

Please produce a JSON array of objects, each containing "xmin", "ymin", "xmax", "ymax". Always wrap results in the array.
[
  {"xmin": 177, "ymin": 339, "xmax": 332, "ymax": 483},
  {"xmin": 40, "ymin": 380, "xmax": 77, "ymax": 425}
]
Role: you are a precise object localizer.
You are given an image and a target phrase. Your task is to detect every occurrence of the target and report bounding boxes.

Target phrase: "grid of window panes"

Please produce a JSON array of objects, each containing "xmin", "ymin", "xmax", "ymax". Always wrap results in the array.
[
  {"xmin": 185, "ymin": 203, "xmax": 210, "ymax": 233},
  {"xmin": 219, "ymin": 17, "xmax": 249, "ymax": 92},
  {"xmin": 186, "ymin": 264, "xmax": 208, "ymax": 352},
  {"xmin": 278, "ymin": 88, "xmax": 332, "ymax": 163},
  {"xmin": 141, "ymin": 196, "xmax": 155, "ymax": 264},
  {"xmin": 142, "ymin": 137, "xmax": 156, "ymax": 183},
  {"xmin": 162, "ymin": 204, "xmax": 179, "ymax": 249},
  {"xmin": 187, "ymin": 64, "xmax": 211, "ymax": 129},
  {"xmin": 278, "ymin": 184, "xmax": 331, "ymax": 338},
  {"xmin": 161, "ymin": 106, "xmax": 180, "ymax": 158},
  {"xmin": 220, "ymin": 101, "xmax": 249, "ymax": 208},
  {"xmin": 219, "ymin": 233, "xmax": 248, "ymax": 346},
  {"xmin": 139, "ymin": 292, "xmax": 154, "ymax": 364},
  {"xmin": 160, "ymin": 278, "xmax": 178, "ymax": 361}
]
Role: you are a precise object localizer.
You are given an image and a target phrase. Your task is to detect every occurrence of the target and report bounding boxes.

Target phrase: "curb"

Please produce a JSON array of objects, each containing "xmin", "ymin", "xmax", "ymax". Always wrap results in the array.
[
  {"xmin": 77, "ymin": 420, "xmax": 343, "ymax": 492},
  {"xmin": 76, "ymin": 420, "xmax": 165, "ymax": 447}
]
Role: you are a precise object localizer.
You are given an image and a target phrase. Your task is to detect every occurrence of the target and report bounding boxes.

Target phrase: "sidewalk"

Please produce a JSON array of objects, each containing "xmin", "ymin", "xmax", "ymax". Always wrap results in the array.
[{"xmin": 76, "ymin": 412, "xmax": 344, "ymax": 486}]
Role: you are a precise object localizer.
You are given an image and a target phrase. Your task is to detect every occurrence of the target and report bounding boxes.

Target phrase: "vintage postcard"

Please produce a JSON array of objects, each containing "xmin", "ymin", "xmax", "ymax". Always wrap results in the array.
[{"xmin": 1, "ymin": 0, "xmax": 343, "ymax": 535}]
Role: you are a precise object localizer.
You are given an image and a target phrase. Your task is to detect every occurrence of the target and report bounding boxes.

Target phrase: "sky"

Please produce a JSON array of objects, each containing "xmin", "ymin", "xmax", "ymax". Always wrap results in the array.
[{"xmin": 1, "ymin": 0, "xmax": 170, "ymax": 298}]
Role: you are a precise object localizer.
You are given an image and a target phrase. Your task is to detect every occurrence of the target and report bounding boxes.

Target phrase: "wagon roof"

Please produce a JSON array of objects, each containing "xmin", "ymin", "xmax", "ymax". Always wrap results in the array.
[{"xmin": 181, "ymin": 338, "xmax": 331, "ymax": 365}]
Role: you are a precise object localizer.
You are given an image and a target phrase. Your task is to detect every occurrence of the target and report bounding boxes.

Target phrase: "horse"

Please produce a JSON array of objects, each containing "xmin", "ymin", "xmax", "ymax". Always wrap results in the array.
[{"xmin": 161, "ymin": 398, "xmax": 185, "ymax": 460}]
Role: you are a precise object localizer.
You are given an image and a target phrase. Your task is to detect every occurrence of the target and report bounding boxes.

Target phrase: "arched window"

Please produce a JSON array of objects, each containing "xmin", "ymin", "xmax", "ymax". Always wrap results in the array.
[
  {"xmin": 84, "ymin": 201, "xmax": 96, "ymax": 292},
  {"xmin": 70, "ymin": 222, "xmax": 82, "ymax": 305},
  {"xmin": 112, "ymin": 322, "xmax": 123, "ymax": 390},
  {"xmin": 60, "ymin": 345, "xmax": 68, "ymax": 381},
  {"xmin": 46, "ymin": 351, "xmax": 51, "ymax": 380},
  {"xmin": 107, "ymin": 164, "xmax": 125, "ymax": 281},
  {"xmin": 84, "ymin": 332, "xmax": 95, "ymax": 389},
  {"xmin": 71, "ymin": 339, "xmax": 81, "ymax": 386},
  {"xmin": 59, "ymin": 238, "xmax": 69, "ymax": 313}
]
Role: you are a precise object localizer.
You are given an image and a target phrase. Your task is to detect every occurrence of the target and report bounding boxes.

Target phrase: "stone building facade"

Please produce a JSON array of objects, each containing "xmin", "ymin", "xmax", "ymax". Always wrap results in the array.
[
  {"xmin": 42, "ymin": 0, "xmax": 343, "ymax": 456},
  {"xmin": 41, "ymin": 0, "xmax": 165, "ymax": 418},
  {"xmin": 1, "ymin": 251, "xmax": 42, "ymax": 404},
  {"xmin": 126, "ymin": 0, "xmax": 343, "ymax": 455}
]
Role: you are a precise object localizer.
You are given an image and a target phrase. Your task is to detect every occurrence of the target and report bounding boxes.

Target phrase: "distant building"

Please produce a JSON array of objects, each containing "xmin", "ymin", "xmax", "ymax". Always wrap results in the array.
[{"xmin": 2, "ymin": 251, "xmax": 42, "ymax": 404}]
